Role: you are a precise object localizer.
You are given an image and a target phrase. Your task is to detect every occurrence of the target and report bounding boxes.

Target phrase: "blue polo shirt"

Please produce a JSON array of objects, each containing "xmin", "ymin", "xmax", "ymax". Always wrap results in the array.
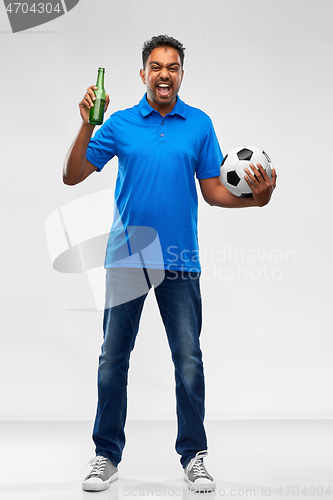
[{"xmin": 86, "ymin": 93, "xmax": 223, "ymax": 271}]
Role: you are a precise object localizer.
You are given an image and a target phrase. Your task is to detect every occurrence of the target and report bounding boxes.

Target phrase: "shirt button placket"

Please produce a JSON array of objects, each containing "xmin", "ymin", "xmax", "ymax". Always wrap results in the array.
[{"xmin": 159, "ymin": 119, "xmax": 166, "ymax": 143}]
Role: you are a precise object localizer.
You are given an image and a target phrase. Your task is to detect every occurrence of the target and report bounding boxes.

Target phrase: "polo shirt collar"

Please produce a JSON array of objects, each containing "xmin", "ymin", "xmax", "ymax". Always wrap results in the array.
[{"xmin": 139, "ymin": 93, "xmax": 187, "ymax": 119}]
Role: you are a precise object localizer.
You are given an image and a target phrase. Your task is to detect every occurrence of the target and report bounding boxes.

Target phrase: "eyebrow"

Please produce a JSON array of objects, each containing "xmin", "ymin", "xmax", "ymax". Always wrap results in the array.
[{"xmin": 149, "ymin": 61, "xmax": 180, "ymax": 67}]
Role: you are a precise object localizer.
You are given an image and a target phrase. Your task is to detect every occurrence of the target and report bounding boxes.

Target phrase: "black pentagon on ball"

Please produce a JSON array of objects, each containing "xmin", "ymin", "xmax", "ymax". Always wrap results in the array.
[
  {"xmin": 221, "ymin": 154, "xmax": 228, "ymax": 166},
  {"xmin": 227, "ymin": 170, "xmax": 241, "ymax": 186},
  {"xmin": 237, "ymin": 148, "xmax": 253, "ymax": 161}
]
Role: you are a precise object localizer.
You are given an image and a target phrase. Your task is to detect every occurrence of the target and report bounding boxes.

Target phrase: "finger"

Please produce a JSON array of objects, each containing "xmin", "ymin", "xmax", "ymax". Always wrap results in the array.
[
  {"xmin": 85, "ymin": 86, "xmax": 97, "ymax": 108},
  {"xmin": 81, "ymin": 97, "xmax": 93, "ymax": 109},
  {"xmin": 271, "ymin": 168, "xmax": 277, "ymax": 188},
  {"xmin": 244, "ymin": 172, "xmax": 258, "ymax": 193},
  {"xmin": 244, "ymin": 174, "xmax": 254, "ymax": 189},
  {"xmin": 105, "ymin": 94, "xmax": 110, "ymax": 111},
  {"xmin": 249, "ymin": 163, "xmax": 261, "ymax": 182},
  {"xmin": 245, "ymin": 164, "xmax": 259, "ymax": 184},
  {"xmin": 256, "ymin": 163, "xmax": 269, "ymax": 181},
  {"xmin": 79, "ymin": 97, "xmax": 90, "ymax": 110},
  {"xmin": 87, "ymin": 85, "xmax": 97, "ymax": 97}
]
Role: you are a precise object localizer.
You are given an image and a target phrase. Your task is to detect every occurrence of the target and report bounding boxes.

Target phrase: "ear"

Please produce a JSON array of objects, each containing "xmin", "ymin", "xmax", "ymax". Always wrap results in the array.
[{"xmin": 140, "ymin": 68, "xmax": 146, "ymax": 84}]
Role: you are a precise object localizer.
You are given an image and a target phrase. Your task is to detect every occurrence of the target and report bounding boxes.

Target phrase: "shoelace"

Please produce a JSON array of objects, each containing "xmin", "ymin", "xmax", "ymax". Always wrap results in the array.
[
  {"xmin": 192, "ymin": 458, "xmax": 208, "ymax": 478},
  {"xmin": 187, "ymin": 450, "xmax": 209, "ymax": 478},
  {"xmin": 87, "ymin": 456, "xmax": 108, "ymax": 476}
]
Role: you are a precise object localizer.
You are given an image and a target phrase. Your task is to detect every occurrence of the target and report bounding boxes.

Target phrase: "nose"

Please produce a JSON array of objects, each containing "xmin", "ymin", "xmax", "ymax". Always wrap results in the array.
[{"xmin": 159, "ymin": 66, "xmax": 170, "ymax": 79}]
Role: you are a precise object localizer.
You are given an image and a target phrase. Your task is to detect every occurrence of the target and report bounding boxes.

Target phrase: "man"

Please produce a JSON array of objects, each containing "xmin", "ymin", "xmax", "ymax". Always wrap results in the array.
[{"xmin": 63, "ymin": 35, "xmax": 276, "ymax": 493}]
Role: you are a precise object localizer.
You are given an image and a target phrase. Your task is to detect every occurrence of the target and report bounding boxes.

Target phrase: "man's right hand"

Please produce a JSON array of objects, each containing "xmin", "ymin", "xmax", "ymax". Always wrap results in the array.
[{"xmin": 79, "ymin": 85, "xmax": 110, "ymax": 123}]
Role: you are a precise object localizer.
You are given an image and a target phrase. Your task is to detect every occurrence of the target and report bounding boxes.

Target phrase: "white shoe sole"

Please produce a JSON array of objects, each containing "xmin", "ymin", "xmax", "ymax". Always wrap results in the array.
[
  {"xmin": 184, "ymin": 472, "xmax": 216, "ymax": 492},
  {"xmin": 82, "ymin": 471, "xmax": 119, "ymax": 492}
]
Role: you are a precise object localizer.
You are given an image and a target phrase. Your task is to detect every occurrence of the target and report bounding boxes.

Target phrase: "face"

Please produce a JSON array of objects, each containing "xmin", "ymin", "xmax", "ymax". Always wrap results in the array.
[{"xmin": 140, "ymin": 46, "xmax": 184, "ymax": 115}]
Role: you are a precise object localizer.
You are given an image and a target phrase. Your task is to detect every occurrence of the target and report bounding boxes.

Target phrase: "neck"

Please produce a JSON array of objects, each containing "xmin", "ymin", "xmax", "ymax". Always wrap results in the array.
[{"xmin": 146, "ymin": 95, "xmax": 177, "ymax": 117}]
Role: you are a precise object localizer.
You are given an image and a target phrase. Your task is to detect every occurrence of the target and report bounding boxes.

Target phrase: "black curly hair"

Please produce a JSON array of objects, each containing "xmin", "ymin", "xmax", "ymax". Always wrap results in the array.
[{"xmin": 142, "ymin": 35, "xmax": 185, "ymax": 69}]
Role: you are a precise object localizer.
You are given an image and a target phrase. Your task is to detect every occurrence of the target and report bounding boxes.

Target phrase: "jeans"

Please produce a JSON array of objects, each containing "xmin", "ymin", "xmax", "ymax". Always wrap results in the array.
[{"xmin": 92, "ymin": 269, "xmax": 207, "ymax": 469}]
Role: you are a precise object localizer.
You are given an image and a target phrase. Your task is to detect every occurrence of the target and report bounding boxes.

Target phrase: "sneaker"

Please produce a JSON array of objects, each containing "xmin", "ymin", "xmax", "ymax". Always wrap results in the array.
[
  {"xmin": 82, "ymin": 456, "xmax": 118, "ymax": 492},
  {"xmin": 184, "ymin": 450, "xmax": 215, "ymax": 492}
]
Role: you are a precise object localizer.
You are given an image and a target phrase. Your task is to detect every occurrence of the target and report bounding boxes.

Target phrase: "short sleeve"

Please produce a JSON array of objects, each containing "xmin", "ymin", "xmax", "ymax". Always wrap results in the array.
[
  {"xmin": 195, "ymin": 117, "xmax": 223, "ymax": 180},
  {"xmin": 86, "ymin": 116, "xmax": 116, "ymax": 172}
]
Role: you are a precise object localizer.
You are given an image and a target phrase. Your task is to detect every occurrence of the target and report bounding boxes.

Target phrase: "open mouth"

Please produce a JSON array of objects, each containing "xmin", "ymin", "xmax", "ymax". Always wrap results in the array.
[{"xmin": 156, "ymin": 83, "xmax": 172, "ymax": 97}]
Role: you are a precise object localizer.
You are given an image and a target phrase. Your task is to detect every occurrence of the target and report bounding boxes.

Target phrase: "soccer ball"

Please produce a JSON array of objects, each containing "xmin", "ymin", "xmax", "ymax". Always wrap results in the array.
[{"xmin": 220, "ymin": 146, "xmax": 273, "ymax": 197}]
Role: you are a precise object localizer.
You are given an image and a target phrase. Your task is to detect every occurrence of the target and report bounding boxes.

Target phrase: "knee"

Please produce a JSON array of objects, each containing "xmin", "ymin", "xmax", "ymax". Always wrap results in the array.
[
  {"xmin": 98, "ymin": 352, "xmax": 129, "ymax": 384},
  {"xmin": 174, "ymin": 349, "xmax": 204, "ymax": 383}
]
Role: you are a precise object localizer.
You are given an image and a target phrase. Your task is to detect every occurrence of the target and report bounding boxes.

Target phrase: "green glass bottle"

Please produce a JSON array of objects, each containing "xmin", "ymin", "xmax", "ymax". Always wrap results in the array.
[{"xmin": 89, "ymin": 68, "xmax": 106, "ymax": 125}]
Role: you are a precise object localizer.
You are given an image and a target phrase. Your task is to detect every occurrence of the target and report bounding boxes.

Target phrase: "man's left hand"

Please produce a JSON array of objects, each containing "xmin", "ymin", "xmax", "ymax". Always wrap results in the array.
[{"xmin": 245, "ymin": 163, "xmax": 277, "ymax": 207}]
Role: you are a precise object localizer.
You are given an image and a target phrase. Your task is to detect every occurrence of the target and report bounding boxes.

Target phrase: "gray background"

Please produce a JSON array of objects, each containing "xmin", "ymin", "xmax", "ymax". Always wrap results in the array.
[{"xmin": 1, "ymin": 0, "xmax": 332, "ymax": 420}]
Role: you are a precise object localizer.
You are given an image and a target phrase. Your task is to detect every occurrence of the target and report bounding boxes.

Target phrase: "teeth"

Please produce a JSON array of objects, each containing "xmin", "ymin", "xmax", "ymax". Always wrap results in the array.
[{"xmin": 158, "ymin": 84, "xmax": 170, "ymax": 87}]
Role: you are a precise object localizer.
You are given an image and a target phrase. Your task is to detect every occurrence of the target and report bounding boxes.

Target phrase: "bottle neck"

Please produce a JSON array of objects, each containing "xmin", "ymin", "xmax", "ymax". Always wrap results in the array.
[{"xmin": 96, "ymin": 69, "xmax": 105, "ymax": 89}]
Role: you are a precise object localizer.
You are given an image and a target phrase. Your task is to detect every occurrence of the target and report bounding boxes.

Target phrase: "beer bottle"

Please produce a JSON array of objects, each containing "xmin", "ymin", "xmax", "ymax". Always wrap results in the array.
[{"xmin": 89, "ymin": 68, "xmax": 106, "ymax": 125}]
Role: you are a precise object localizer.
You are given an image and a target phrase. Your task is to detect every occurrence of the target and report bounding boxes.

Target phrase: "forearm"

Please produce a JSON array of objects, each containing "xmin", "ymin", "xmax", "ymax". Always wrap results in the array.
[
  {"xmin": 206, "ymin": 183, "xmax": 258, "ymax": 208},
  {"xmin": 63, "ymin": 122, "xmax": 95, "ymax": 185}
]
